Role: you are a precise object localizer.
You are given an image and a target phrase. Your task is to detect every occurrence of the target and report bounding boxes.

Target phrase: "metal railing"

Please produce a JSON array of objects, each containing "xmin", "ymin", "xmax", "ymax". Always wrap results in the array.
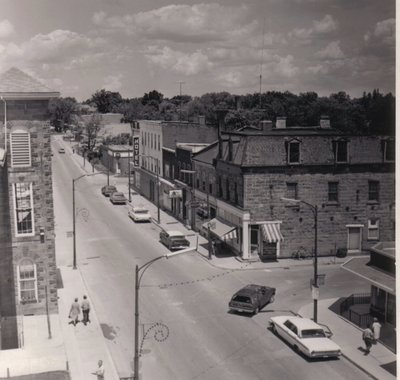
[
  {"xmin": 339, "ymin": 293, "xmax": 371, "ymax": 315},
  {"xmin": 340, "ymin": 293, "xmax": 372, "ymax": 328}
]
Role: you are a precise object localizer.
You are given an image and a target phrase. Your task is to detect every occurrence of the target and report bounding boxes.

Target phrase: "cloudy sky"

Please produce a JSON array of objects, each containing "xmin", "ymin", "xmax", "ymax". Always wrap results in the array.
[{"xmin": 0, "ymin": 0, "xmax": 395, "ymax": 100}]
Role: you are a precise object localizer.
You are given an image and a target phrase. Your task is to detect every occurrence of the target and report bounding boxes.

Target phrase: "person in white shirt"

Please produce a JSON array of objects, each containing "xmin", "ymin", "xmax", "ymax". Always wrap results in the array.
[
  {"xmin": 92, "ymin": 360, "xmax": 105, "ymax": 380},
  {"xmin": 372, "ymin": 317, "xmax": 382, "ymax": 343}
]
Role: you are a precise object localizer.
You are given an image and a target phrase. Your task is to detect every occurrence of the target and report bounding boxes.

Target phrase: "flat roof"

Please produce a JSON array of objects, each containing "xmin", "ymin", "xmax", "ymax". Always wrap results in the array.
[
  {"xmin": 371, "ymin": 241, "xmax": 395, "ymax": 259},
  {"xmin": 342, "ymin": 257, "xmax": 395, "ymax": 294}
]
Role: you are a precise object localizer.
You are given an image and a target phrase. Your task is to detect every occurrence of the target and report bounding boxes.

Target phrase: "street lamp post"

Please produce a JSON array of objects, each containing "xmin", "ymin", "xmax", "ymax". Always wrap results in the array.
[
  {"xmin": 72, "ymin": 172, "xmax": 105, "ymax": 269},
  {"xmin": 128, "ymin": 148, "xmax": 132, "ymax": 202},
  {"xmin": 134, "ymin": 247, "xmax": 195, "ymax": 380},
  {"xmin": 281, "ymin": 197, "xmax": 318, "ymax": 322}
]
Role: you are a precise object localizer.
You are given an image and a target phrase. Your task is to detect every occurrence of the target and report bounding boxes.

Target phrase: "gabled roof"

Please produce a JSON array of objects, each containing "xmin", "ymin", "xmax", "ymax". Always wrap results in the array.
[{"xmin": 0, "ymin": 67, "xmax": 59, "ymax": 99}]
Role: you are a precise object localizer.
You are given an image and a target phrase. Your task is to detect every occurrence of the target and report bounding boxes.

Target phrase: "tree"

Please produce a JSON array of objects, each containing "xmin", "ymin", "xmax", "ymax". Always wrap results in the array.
[
  {"xmin": 142, "ymin": 90, "xmax": 164, "ymax": 105},
  {"xmin": 48, "ymin": 97, "xmax": 77, "ymax": 132},
  {"xmin": 75, "ymin": 113, "xmax": 102, "ymax": 152},
  {"xmin": 87, "ymin": 89, "xmax": 123, "ymax": 113}
]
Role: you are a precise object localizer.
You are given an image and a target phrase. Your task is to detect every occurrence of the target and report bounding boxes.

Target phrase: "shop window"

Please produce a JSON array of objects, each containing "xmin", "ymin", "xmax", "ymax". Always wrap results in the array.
[
  {"xmin": 17, "ymin": 259, "xmax": 37, "ymax": 303},
  {"xmin": 368, "ymin": 180, "xmax": 379, "ymax": 202},
  {"xmin": 328, "ymin": 182, "xmax": 339, "ymax": 202},
  {"xmin": 11, "ymin": 128, "xmax": 31, "ymax": 168},
  {"xmin": 13, "ymin": 182, "xmax": 34, "ymax": 236},
  {"xmin": 368, "ymin": 219, "xmax": 379, "ymax": 240},
  {"xmin": 286, "ymin": 182, "xmax": 298, "ymax": 200},
  {"xmin": 218, "ymin": 177, "xmax": 223, "ymax": 197},
  {"xmin": 158, "ymin": 135, "xmax": 160, "ymax": 151},
  {"xmin": 288, "ymin": 141, "xmax": 300, "ymax": 164}
]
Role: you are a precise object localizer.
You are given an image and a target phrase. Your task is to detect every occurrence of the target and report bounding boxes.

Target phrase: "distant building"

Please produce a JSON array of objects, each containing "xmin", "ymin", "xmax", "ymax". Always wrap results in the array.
[
  {"xmin": 0, "ymin": 67, "xmax": 59, "ymax": 349},
  {"xmin": 193, "ymin": 116, "xmax": 395, "ymax": 261}
]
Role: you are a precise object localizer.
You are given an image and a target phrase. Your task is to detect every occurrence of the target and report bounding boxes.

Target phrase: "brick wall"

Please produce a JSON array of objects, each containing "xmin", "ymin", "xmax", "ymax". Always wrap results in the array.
[{"xmin": 0, "ymin": 100, "xmax": 50, "ymax": 121}]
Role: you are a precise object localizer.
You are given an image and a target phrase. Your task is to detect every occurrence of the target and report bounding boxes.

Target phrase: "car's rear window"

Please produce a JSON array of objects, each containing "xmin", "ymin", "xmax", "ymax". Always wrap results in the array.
[
  {"xmin": 135, "ymin": 210, "xmax": 149, "ymax": 214},
  {"xmin": 233, "ymin": 296, "xmax": 252, "ymax": 304},
  {"xmin": 301, "ymin": 329, "xmax": 326, "ymax": 338},
  {"xmin": 170, "ymin": 235, "xmax": 185, "ymax": 240}
]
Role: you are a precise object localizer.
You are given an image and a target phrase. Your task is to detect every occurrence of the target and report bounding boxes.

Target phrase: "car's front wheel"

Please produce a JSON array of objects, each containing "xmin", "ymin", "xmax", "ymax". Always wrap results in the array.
[
  {"xmin": 270, "ymin": 323, "xmax": 276, "ymax": 333},
  {"xmin": 254, "ymin": 307, "xmax": 259, "ymax": 315}
]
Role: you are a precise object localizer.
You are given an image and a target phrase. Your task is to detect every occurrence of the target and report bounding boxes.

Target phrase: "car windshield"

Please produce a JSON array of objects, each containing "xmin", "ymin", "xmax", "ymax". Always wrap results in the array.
[
  {"xmin": 114, "ymin": 193, "xmax": 124, "ymax": 198},
  {"xmin": 170, "ymin": 236, "xmax": 185, "ymax": 240},
  {"xmin": 135, "ymin": 210, "xmax": 149, "ymax": 214},
  {"xmin": 108, "ymin": 187, "xmax": 116, "ymax": 191},
  {"xmin": 233, "ymin": 295, "xmax": 252, "ymax": 304},
  {"xmin": 301, "ymin": 329, "xmax": 326, "ymax": 338}
]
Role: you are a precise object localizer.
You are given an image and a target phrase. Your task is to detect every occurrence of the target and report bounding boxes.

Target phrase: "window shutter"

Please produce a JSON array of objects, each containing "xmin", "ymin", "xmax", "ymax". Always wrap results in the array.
[{"xmin": 11, "ymin": 131, "xmax": 31, "ymax": 167}]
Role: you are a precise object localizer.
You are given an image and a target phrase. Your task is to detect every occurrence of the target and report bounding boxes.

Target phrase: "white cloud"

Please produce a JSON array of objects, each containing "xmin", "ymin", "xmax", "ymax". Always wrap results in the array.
[
  {"xmin": 103, "ymin": 74, "xmax": 123, "ymax": 91},
  {"xmin": 0, "ymin": 19, "xmax": 14, "ymax": 38},
  {"xmin": 273, "ymin": 55, "xmax": 299, "ymax": 78},
  {"xmin": 316, "ymin": 41, "xmax": 344, "ymax": 59},
  {"xmin": 313, "ymin": 15, "xmax": 337, "ymax": 34},
  {"xmin": 145, "ymin": 46, "xmax": 213, "ymax": 75},
  {"xmin": 364, "ymin": 18, "xmax": 395, "ymax": 46},
  {"xmin": 289, "ymin": 14, "xmax": 337, "ymax": 42},
  {"xmin": 92, "ymin": 4, "xmax": 258, "ymax": 43}
]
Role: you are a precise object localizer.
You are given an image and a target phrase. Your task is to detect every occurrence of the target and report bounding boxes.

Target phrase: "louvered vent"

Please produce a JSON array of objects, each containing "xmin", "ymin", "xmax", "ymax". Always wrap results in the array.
[{"xmin": 11, "ymin": 132, "xmax": 31, "ymax": 167}]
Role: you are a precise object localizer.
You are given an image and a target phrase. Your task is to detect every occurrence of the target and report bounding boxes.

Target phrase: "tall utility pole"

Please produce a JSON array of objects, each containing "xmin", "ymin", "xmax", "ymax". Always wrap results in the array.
[{"xmin": 178, "ymin": 81, "xmax": 185, "ymax": 120}]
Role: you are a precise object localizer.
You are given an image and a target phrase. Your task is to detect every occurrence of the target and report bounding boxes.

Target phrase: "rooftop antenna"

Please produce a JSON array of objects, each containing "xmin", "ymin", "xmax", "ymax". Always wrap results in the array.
[
  {"xmin": 259, "ymin": 17, "xmax": 266, "ymax": 108},
  {"xmin": 178, "ymin": 81, "xmax": 185, "ymax": 120}
]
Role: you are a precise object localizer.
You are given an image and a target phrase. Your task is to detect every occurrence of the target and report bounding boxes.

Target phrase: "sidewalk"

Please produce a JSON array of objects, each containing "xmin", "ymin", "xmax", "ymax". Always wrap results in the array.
[{"xmin": 298, "ymin": 300, "xmax": 396, "ymax": 380}]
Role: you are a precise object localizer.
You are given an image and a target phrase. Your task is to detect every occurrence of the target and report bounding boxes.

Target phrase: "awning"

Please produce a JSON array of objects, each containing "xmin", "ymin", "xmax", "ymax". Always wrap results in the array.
[
  {"xmin": 202, "ymin": 218, "xmax": 237, "ymax": 241},
  {"xmin": 261, "ymin": 223, "xmax": 283, "ymax": 243}
]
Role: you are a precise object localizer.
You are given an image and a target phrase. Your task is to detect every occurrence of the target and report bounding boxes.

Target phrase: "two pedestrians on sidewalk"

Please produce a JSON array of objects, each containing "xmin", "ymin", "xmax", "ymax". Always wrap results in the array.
[
  {"xmin": 362, "ymin": 317, "xmax": 382, "ymax": 355},
  {"xmin": 68, "ymin": 295, "xmax": 91, "ymax": 326}
]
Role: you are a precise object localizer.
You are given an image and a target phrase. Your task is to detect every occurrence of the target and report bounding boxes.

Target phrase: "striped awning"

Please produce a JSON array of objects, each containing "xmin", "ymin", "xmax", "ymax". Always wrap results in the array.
[
  {"xmin": 261, "ymin": 223, "xmax": 283, "ymax": 243},
  {"xmin": 203, "ymin": 218, "xmax": 237, "ymax": 241}
]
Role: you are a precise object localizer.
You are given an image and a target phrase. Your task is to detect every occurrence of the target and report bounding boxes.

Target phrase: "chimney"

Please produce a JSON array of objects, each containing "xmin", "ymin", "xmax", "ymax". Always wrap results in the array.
[
  {"xmin": 320, "ymin": 115, "xmax": 330, "ymax": 129},
  {"xmin": 260, "ymin": 120, "xmax": 273, "ymax": 133},
  {"xmin": 276, "ymin": 117, "xmax": 286, "ymax": 129},
  {"xmin": 228, "ymin": 136, "xmax": 233, "ymax": 161},
  {"xmin": 216, "ymin": 108, "xmax": 228, "ymax": 138},
  {"xmin": 198, "ymin": 115, "xmax": 206, "ymax": 125}
]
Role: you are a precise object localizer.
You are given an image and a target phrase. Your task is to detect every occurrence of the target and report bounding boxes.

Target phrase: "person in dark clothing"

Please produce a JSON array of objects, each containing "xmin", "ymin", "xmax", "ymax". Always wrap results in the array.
[{"xmin": 81, "ymin": 295, "xmax": 91, "ymax": 325}]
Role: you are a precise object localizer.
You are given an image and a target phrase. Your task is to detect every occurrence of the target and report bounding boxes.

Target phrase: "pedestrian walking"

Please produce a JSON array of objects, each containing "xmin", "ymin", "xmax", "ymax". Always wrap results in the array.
[
  {"xmin": 68, "ymin": 298, "xmax": 81, "ymax": 326},
  {"xmin": 92, "ymin": 360, "xmax": 105, "ymax": 380},
  {"xmin": 362, "ymin": 325, "xmax": 374, "ymax": 355},
  {"xmin": 82, "ymin": 295, "xmax": 91, "ymax": 325},
  {"xmin": 372, "ymin": 317, "xmax": 382, "ymax": 343}
]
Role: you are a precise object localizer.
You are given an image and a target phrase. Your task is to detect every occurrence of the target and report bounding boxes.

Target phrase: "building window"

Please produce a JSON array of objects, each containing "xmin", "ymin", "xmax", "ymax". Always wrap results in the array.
[
  {"xmin": 335, "ymin": 140, "xmax": 348, "ymax": 163},
  {"xmin": 17, "ymin": 259, "xmax": 37, "ymax": 303},
  {"xmin": 286, "ymin": 182, "xmax": 298, "ymax": 200},
  {"xmin": 288, "ymin": 141, "xmax": 300, "ymax": 164},
  {"xmin": 226, "ymin": 178, "xmax": 230, "ymax": 200},
  {"xmin": 384, "ymin": 140, "xmax": 395, "ymax": 162},
  {"xmin": 218, "ymin": 177, "xmax": 223, "ymax": 197},
  {"xmin": 13, "ymin": 182, "xmax": 34, "ymax": 236},
  {"xmin": 368, "ymin": 180, "xmax": 379, "ymax": 202},
  {"xmin": 234, "ymin": 182, "xmax": 238, "ymax": 204},
  {"xmin": 368, "ymin": 219, "xmax": 379, "ymax": 240},
  {"xmin": 11, "ymin": 129, "xmax": 31, "ymax": 168},
  {"xmin": 158, "ymin": 135, "xmax": 160, "ymax": 151},
  {"xmin": 209, "ymin": 183, "xmax": 213, "ymax": 195},
  {"xmin": 328, "ymin": 182, "xmax": 339, "ymax": 202}
]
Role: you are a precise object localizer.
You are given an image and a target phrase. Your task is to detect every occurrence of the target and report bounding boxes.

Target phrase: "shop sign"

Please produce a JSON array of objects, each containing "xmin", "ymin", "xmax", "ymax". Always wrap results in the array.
[
  {"xmin": 133, "ymin": 136, "xmax": 140, "ymax": 166},
  {"xmin": 169, "ymin": 190, "xmax": 182, "ymax": 199}
]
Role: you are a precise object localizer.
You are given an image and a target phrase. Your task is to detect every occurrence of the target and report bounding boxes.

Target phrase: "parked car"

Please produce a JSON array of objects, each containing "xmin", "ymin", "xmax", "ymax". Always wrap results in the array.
[
  {"xmin": 128, "ymin": 207, "xmax": 151, "ymax": 222},
  {"xmin": 58, "ymin": 148, "xmax": 65, "ymax": 153},
  {"xmin": 229, "ymin": 284, "xmax": 275, "ymax": 315},
  {"xmin": 110, "ymin": 192, "xmax": 127, "ymax": 205},
  {"xmin": 269, "ymin": 316, "xmax": 341, "ymax": 359},
  {"xmin": 101, "ymin": 185, "xmax": 117, "ymax": 197},
  {"xmin": 159, "ymin": 230, "xmax": 190, "ymax": 251}
]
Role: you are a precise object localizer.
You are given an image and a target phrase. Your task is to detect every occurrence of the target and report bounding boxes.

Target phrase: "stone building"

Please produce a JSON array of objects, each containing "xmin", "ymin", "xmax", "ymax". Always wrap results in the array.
[
  {"xmin": 0, "ymin": 68, "xmax": 59, "ymax": 349},
  {"xmin": 192, "ymin": 117, "xmax": 395, "ymax": 261}
]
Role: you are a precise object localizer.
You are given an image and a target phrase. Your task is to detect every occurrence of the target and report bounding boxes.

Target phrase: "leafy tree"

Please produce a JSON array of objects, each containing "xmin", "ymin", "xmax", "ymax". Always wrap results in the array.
[
  {"xmin": 87, "ymin": 89, "xmax": 123, "ymax": 113},
  {"xmin": 142, "ymin": 90, "xmax": 164, "ymax": 105},
  {"xmin": 48, "ymin": 97, "xmax": 77, "ymax": 132}
]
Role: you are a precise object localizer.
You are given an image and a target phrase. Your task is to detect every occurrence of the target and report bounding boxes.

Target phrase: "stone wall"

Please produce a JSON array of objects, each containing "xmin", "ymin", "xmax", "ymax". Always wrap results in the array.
[{"xmin": 244, "ymin": 170, "xmax": 395, "ymax": 257}]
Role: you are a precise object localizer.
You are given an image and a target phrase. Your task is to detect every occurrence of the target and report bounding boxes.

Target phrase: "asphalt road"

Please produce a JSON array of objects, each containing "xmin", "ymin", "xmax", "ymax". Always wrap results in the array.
[{"xmin": 52, "ymin": 136, "xmax": 370, "ymax": 380}]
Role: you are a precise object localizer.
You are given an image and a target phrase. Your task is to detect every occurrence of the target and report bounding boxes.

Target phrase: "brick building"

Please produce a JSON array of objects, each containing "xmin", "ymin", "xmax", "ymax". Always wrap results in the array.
[
  {"xmin": 192, "ymin": 117, "xmax": 395, "ymax": 261},
  {"xmin": 0, "ymin": 68, "xmax": 59, "ymax": 349},
  {"xmin": 137, "ymin": 118, "xmax": 217, "ymax": 218}
]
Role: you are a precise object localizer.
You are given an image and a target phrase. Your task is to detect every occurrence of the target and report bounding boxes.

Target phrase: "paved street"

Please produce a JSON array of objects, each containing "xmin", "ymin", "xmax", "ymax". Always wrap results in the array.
[{"xmin": 52, "ymin": 136, "xmax": 372, "ymax": 380}]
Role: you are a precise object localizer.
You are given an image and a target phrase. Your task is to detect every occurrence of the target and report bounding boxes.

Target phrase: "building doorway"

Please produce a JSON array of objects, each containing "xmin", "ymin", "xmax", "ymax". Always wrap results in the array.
[{"xmin": 347, "ymin": 226, "xmax": 362, "ymax": 252}]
